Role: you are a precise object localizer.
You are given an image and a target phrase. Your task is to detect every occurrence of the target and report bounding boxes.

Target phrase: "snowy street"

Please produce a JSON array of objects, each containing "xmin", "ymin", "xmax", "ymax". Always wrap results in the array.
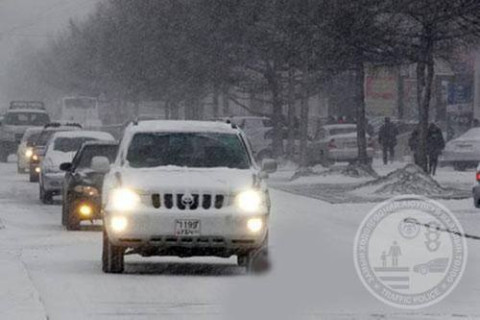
[{"xmin": 0, "ymin": 161, "xmax": 479, "ymax": 319}]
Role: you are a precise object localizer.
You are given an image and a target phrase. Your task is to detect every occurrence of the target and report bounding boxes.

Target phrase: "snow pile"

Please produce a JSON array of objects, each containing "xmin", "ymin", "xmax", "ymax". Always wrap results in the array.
[
  {"xmin": 318, "ymin": 163, "xmax": 378, "ymax": 179},
  {"xmin": 351, "ymin": 164, "xmax": 465, "ymax": 198}
]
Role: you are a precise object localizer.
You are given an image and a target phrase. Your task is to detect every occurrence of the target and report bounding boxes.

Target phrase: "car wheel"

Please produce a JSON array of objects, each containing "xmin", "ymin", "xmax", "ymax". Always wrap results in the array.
[
  {"xmin": 0, "ymin": 147, "xmax": 8, "ymax": 163},
  {"xmin": 66, "ymin": 199, "xmax": 80, "ymax": 231},
  {"xmin": 243, "ymin": 233, "xmax": 270, "ymax": 274},
  {"xmin": 102, "ymin": 230, "xmax": 125, "ymax": 273},
  {"xmin": 40, "ymin": 185, "xmax": 53, "ymax": 204},
  {"xmin": 29, "ymin": 170, "xmax": 39, "ymax": 183}
]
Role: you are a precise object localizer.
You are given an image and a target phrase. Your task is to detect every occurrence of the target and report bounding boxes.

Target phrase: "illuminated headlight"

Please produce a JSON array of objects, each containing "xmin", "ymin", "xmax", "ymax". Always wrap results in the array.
[
  {"xmin": 74, "ymin": 185, "xmax": 99, "ymax": 197},
  {"xmin": 108, "ymin": 188, "xmax": 141, "ymax": 211},
  {"xmin": 111, "ymin": 216, "xmax": 128, "ymax": 232},
  {"xmin": 34, "ymin": 167, "xmax": 41, "ymax": 173},
  {"xmin": 247, "ymin": 218, "xmax": 264, "ymax": 233},
  {"xmin": 78, "ymin": 204, "xmax": 93, "ymax": 217},
  {"xmin": 25, "ymin": 148, "xmax": 33, "ymax": 158},
  {"xmin": 236, "ymin": 190, "xmax": 264, "ymax": 213},
  {"xmin": 32, "ymin": 154, "xmax": 39, "ymax": 161}
]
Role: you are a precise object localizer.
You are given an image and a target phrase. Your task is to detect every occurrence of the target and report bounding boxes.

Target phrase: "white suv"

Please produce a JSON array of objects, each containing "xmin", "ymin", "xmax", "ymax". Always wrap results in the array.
[{"xmin": 98, "ymin": 120, "xmax": 277, "ymax": 273}]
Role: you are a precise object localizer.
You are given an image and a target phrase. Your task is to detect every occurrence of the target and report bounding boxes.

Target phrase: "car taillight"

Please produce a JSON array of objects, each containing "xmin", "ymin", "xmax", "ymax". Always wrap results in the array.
[
  {"xmin": 328, "ymin": 139, "xmax": 337, "ymax": 149},
  {"xmin": 476, "ymin": 172, "xmax": 480, "ymax": 182}
]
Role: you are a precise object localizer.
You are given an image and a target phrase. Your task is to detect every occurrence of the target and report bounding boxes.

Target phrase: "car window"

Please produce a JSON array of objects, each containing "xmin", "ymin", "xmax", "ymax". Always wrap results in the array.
[
  {"xmin": 4, "ymin": 112, "xmax": 50, "ymax": 126},
  {"xmin": 75, "ymin": 145, "xmax": 118, "ymax": 169},
  {"xmin": 53, "ymin": 137, "xmax": 97, "ymax": 153},
  {"xmin": 126, "ymin": 132, "xmax": 250, "ymax": 169}
]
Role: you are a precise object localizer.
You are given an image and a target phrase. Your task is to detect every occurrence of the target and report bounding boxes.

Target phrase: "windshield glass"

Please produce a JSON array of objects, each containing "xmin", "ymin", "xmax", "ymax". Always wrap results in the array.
[
  {"xmin": 4, "ymin": 112, "xmax": 50, "ymax": 126},
  {"xmin": 25, "ymin": 132, "xmax": 42, "ymax": 144},
  {"xmin": 53, "ymin": 137, "xmax": 97, "ymax": 153},
  {"xmin": 126, "ymin": 132, "xmax": 250, "ymax": 169},
  {"xmin": 76, "ymin": 145, "xmax": 118, "ymax": 169}
]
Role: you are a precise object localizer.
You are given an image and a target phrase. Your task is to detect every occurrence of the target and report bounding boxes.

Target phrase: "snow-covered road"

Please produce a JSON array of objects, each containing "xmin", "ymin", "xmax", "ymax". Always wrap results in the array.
[{"xmin": 0, "ymin": 162, "xmax": 480, "ymax": 319}]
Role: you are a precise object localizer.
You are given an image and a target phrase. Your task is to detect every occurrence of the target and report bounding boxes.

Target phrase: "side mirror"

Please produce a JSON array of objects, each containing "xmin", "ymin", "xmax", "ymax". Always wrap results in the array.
[
  {"xmin": 59, "ymin": 162, "xmax": 72, "ymax": 172},
  {"xmin": 261, "ymin": 158, "xmax": 277, "ymax": 174},
  {"xmin": 91, "ymin": 156, "xmax": 111, "ymax": 174}
]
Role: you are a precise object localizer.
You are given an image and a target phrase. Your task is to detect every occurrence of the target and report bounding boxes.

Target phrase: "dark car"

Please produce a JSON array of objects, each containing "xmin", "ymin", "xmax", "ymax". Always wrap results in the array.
[
  {"xmin": 60, "ymin": 141, "xmax": 118, "ymax": 230},
  {"xmin": 28, "ymin": 122, "xmax": 82, "ymax": 182}
]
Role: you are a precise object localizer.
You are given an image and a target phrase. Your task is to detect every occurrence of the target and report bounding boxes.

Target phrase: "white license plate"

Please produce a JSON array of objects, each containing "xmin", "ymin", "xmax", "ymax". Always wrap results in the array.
[{"xmin": 175, "ymin": 219, "xmax": 201, "ymax": 236}]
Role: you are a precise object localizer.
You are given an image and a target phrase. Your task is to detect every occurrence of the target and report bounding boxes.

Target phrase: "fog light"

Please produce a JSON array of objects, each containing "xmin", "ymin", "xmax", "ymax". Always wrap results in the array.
[
  {"xmin": 247, "ymin": 218, "xmax": 263, "ymax": 233},
  {"xmin": 78, "ymin": 204, "xmax": 92, "ymax": 217},
  {"xmin": 35, "ymin": 167, "xmax": 41, "ymax": 173},
  {"xmin": 111, "ymin": 217, "xmax": 127, "ymax": 232}
]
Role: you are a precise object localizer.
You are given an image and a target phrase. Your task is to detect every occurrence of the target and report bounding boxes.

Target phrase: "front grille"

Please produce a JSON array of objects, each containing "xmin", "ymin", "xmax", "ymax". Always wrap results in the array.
[{"xmin": 151, "ymin": 193, "xmax": 225, "ymax": 210}]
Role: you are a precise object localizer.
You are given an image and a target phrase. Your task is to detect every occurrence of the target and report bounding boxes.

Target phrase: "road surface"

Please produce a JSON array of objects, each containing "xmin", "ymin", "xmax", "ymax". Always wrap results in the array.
[{"xmin": 0, "ymin": 162, "xmax": 479, "ymax": 319}]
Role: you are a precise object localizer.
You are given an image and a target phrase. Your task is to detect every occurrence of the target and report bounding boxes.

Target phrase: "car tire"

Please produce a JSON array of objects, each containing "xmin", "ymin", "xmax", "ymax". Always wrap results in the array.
[
  {"xmin": 0, "ymin": 147, "xmax": 8, "ymax": 163},
  {"xmin": 29, "ymin": 170, "xmax": 39, "ymax": 183},
  {"xmin": 39, "ymin": 185, "xmax": 53, "ymax": 204},
  {"xmin": 102, "ymin": 230, "xmax": 125, "ymax": 274},
  {"xmin": 241, "ymin": 233, "xmax": 270, "ymax": 274},
  {"xmin": 66, "ymin": 198, "xmax": 80, "ymax": 231}
]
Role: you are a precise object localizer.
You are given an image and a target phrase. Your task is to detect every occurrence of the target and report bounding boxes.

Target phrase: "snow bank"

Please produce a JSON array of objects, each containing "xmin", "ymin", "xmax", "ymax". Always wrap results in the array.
[{"xmin": 351, "ymin": 164, "xmax": 468, "ymax": 199}]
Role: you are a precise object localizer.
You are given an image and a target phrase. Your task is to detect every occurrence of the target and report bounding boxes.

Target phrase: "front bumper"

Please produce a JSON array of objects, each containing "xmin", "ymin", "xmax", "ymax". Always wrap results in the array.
[
  {"xmin": 42, "ymin": 172, "xmax": 65, "ymax": 193},
  {"xmin": 104, "ymin": 210, "xmax": 268, "ymax": 254}
]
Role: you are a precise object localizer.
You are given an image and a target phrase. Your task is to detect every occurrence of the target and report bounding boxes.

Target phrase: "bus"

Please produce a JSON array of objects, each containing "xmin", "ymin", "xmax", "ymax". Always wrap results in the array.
[{"xmin": 61, "ymin": 97, "xmax": 102, "ymax": 128}]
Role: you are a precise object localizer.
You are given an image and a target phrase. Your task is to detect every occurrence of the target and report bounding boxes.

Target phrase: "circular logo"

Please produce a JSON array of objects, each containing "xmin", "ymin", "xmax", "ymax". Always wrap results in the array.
[{"xmin": 353, "ymin": 195, "xmax": 467, "ymax": 309}]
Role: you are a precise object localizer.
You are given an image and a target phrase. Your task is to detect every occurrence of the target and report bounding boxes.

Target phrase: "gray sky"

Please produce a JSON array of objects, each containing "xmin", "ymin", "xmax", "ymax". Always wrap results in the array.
[{"xmin": 0, "ymin": 0, "xmax": 98, "ymax": 104}]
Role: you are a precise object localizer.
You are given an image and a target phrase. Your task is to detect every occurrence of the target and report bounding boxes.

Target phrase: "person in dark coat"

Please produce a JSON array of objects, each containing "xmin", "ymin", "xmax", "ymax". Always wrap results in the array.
[
  {"xmin": 408, "ymin": 126, "xmax": 419, "ymax": 165},
  {"xmin": 426, "ymin": 122, "xmax": 445, "ymax": 175},
  {"xmin": 378, "ymin": 117, "xmax": 398, "ymax": 165}
]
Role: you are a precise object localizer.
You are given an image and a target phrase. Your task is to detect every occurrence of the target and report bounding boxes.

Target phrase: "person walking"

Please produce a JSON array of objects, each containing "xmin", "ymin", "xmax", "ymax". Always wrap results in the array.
[
  {"xmin": 426, "ymin": 122, "xmax": 445, "ymax": 175},
  {"xmin": 378, "ymin": 117, "xmax": 398, "ymax": 164},
  {"xmin": 409, "ymin": 126, "xmax": 420, "ymax": 166}
]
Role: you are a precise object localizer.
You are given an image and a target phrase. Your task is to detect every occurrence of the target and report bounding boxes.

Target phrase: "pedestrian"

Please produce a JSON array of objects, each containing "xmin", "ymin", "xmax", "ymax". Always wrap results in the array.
[
  {"xmin": 408, "ymin": 126, "xmax": 420, "ymax": 165},
  {"xmin": 378, "ymin": 117, "xmax": 398, "ymax": 165},
  {"xmin": 426, "ymin": 122, "xmax": 445, "ymax": 175}
]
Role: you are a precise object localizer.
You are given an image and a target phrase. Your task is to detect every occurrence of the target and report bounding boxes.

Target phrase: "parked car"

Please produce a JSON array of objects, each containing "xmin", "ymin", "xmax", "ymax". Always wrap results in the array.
[
  {"xmin": 28, "ymin": 123, "xmax": 82, "ymax": 182},
  {"xmin": 0, "ymin": 101, "xmax": 50, "ymax": 162},
  {"xmin": 39, "ymin": 131, "xmax": 115, "ymax": 204},
  {"xmin": 100, "ymin": 120, "xmax": 276, "ymax": 273},
  {"xmin": 60, "ymin": 141, "xmax": 118, "ymax": 230},
  {"xmin": 442, "ymin": 127, "xmax": 480, "ymax": 171},
  {"xmin": 16, "ymin": 127, "xmax": 43, "ymax": 173},
  {"xmin": 308, "ymin": 124, "xmax": 374, "ymax": 166}
]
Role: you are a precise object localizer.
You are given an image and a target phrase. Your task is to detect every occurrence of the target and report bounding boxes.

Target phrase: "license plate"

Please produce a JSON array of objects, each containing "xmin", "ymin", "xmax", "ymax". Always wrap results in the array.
[{"xmin": 175, "ymin": 219, "xmax": 201, "ymax": 236}]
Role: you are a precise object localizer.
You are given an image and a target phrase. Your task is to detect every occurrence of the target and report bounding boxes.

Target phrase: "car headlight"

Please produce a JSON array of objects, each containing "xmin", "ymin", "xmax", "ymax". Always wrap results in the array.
[
  {"xmin": 32, "ymin": 154, "xmax": 39, "ymax": 161},
  {"xmin": 247, "ymin": 217, "xmax": 264, "ymax": 233},
  {"xmin": 111, "ymin": 216, "xmax": 128, "ymax": 232},
  {"xmin": 74, "ymin": 185, "xmax": 99, "ymax": 197},
  {"xmin": 25, "ymin": 148, "xmax": 33, "ymax": 158},
  {"xmin": 108, "ymin": 188, "xmax": 141, "ymax": 211},
  {"xmin": 236, "ymin": 190, "xmax": 264, "ymax": 213}
]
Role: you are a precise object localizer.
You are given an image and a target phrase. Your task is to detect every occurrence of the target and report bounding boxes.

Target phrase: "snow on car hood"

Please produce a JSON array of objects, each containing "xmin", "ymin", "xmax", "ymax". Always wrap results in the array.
[
  {"xmin": 43, "ymin": 151, "xmax": 76, "ymax": 171},
  {"xmin": 114, "ymin": 167, "xmax": 258, "ymax": 194}
]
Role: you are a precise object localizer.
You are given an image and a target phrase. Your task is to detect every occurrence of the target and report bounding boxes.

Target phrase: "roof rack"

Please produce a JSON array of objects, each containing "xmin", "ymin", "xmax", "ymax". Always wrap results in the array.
[
  {"xmin": 225, "ymin": 119, "xmax": 237, "ymax": 129},
  {"xmin": 44, "ymin": 122, "xmax": 82, "ymax": 129},
  {"xmin": 9, "ymin": 101, "xmax": 45, "ymax": 110}
]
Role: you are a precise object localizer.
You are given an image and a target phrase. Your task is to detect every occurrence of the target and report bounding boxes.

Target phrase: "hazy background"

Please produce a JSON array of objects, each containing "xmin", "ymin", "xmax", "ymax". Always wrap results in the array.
[{"xmin": 0, "ymin": 0, "xmax": 98, "ymax": 107}]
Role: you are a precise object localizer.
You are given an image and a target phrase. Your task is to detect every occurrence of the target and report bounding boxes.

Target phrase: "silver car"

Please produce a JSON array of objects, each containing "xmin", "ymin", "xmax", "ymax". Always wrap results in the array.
[
  {"xmin": 308, "ymin": 124, "xmax": 374, "ymax": 166},
  {"xmin": 442, "ymin": 128, "xmax": 480, "ymax": 171}
]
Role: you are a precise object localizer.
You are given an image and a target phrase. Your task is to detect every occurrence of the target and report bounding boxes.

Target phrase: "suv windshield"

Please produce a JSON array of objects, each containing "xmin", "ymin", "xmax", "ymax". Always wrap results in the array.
[
  {"xmin": 76, "ymin": 145, "xmax": 118, "ymax": 169},
  {"xmin": 53, "ymin": 137, "xmax": 97, "ymax": 153},
  {"xmin": 4, "ymin": 112, "xmax": 50, "ymax": 126},
  {"xmin": 127, "ymin": 132, "xmax": 250, "ymax": 169}
]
